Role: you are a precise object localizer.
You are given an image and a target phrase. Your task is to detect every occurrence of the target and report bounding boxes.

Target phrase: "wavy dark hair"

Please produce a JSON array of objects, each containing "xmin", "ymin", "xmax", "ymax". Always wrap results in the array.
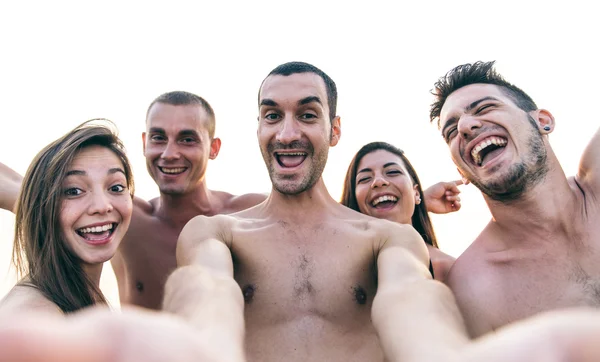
[
  {"xmin": 340, "ymin": 142, "xmax": 438, "ymax": 248},
  {"xmin": 429, "ymin": 60, "xmax": 537, "ymax": 127},
  {"xmin": 12, "ymin": 119, "xmax": 134, "ymax": 313}
]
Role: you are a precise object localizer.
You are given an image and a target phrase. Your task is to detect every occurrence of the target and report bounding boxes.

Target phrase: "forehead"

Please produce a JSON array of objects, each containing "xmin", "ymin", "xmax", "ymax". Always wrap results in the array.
[
  {"xmin": 259, "ymin": 73, "xmax": 328, "ymax": 109},
  {"xmin": 69, "ymin": 145, "xmax": 123, "ymax": 170},
  {"xmin": 439, "ymin": 84, "xmax": 512, "ymax": 124},
  {"xmin": 358, "ymin": 149, "xmax": 406, "ymax": 171},
  {"xmin": 146, "ymin": 103, "xmax": 210, "ymax": 133}
]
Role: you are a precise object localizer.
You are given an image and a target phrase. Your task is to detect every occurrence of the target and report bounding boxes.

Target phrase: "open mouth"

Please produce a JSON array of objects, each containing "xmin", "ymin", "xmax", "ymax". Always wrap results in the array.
[
  {"xmin": 159, "ymin": 166, "xmax": 187, "ymax": 175},
  {"xmin": 76, "ymin": 223, "xmax": 117, "ymax": 242},
  {"xmin": 371, "ymin": 195, "xmax": 398, "ymax": 209},
  {"xmin": 470, "ymin": 136, "xmax": 507, "ymax": 167},
  {"xmin": 275, "ymin": 152, "xmax": 307, "ymax": 168}
]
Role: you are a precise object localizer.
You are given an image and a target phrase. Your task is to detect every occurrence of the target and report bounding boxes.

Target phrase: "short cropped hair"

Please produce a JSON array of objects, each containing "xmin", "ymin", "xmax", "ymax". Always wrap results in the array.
[
  {"xmin": 429, "ymin": 61, "xmax": 537, "ymax": 127},
  {"xmin": 147, "ymin": 91, "xmax": 216, "ymax": 138}
]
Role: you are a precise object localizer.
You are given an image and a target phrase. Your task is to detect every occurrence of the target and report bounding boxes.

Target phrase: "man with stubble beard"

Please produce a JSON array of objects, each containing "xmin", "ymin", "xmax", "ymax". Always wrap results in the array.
[
  {"xmin": 165, "ymin": 61, "xmax": 467, "ymax": 361},
  {"xmin": 431, "ymin": 61, "xmax": 600, "ymax": 337}
]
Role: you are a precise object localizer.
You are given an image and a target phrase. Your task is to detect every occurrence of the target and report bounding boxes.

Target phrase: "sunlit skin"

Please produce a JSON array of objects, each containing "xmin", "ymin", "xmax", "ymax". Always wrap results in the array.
[
  {"xmin": 111, "ymin": 100, "xmax": 264, "ymax": 310},
  {"xmin": 258, "ymin": 73, "xmax": 340, "ymax": 195},
  {"xmin": 60, "ymin": 145, "xmax": 132, "ymax": 272},
  {"xmin": 438, "ymin": 84, "xmax": 550, "ymax": 198},
  {"xmin": 354, "ymin": 150, "xmax": 419, "ymax": 225},
  {"xmin": 143, "ymin": 103, "xmax": 220, "ymax": 196}
]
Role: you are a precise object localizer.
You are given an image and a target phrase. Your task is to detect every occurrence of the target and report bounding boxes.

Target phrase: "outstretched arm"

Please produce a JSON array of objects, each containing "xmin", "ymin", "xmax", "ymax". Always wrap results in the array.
[
  {"xmin": 163, "ymin": 215, "xmax": 245, "ymax": 362},
  {"xmin": 578, "ymin": 127, "xmax": 600, "ymax": 197},
  {"xmin": 0, "ymin": 306, "xmax": 241, "ymax": 362},
  {"xmin": 423, "ymin": 180, "xmax": 462, "ymax": 214},
  {"xmin": 0, "ymin": 162, "xmax": 22, "ymax": 213},
  {"xmin": 372, "ymin": 222, "xmax": 468, "ymax": 362}
]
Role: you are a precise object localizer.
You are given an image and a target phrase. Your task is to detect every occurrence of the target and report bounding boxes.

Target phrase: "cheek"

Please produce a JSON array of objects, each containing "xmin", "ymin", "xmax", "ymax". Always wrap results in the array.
[{"xmin": 354, "ymin": 188, "xmax": 368, "ymax": 213}]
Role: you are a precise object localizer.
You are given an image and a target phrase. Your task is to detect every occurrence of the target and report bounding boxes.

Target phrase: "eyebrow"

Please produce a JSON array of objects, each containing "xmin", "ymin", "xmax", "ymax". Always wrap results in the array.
[
  {"xmin": 148, "ymin": 127, "xmax": 199, "ymax": 138},
  {"xmin": 259, "ymin": 96, "xmax": 323, "ymax": 108},
  {"xmin": 298, "ymin": 96, "xmax": 322, "ymax": 106},
  {"xmin": 357, "ymin": 162, "xmax": 400, "ymax": 175},
  {"xmin": 66, "ymin": 168, "xmax": 127, "ymax": 177},
  {"xmin": 441, "ymin": 96, "xmax": 500, "ymax": 136}
]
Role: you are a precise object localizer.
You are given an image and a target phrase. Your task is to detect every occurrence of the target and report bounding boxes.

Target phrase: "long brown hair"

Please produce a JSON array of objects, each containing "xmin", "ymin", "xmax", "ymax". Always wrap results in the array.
[
  {"xmin": 340, "ymin": 141, "xmax": 438, "ymax": 248},
  {"xmin": 12, "ymin": 119, "xmax": 134, "ymax": 313}
]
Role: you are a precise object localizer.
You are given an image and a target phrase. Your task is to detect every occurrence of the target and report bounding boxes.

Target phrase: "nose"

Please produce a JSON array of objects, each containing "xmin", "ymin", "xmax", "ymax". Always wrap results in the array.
[
  {"xmin": 276, "ymin": 116, "xmax": 301, "ymax": 145},
  {"xmin": 457, "ymin": 114, "xmax": 482, "ymax": 140},
  {"xmin": 161, "ymin": 140, "xmax": 180, "ymax": 160},
  {"xmin": 88, "ymin": 190, "xmax": 113, "ymax": 215},
  {"xmin": 370, "ymin": 175, "xmax": 389, "ymax": 189}
]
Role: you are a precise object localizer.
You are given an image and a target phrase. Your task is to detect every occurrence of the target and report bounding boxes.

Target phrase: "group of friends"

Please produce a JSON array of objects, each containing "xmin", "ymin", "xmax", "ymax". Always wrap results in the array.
[{"xmin": 1, "ymin": 60, "xmax": 600, "ymax": 361}]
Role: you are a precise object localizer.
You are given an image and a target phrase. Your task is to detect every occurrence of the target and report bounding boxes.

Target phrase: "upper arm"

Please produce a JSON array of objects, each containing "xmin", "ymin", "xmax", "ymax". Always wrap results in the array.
[
  {"xmin": 176, "ymin": 215, "xmax": 235, "ymax": 278},
  {"xmin": 577, "ymin": 127, "xmax": 600, "ymax": 196},
  {"xmin": 375, "ymin": 222, "xmax": 432, "ymax": 288},
  {"xmin": 0, "ymin": 162, "xmax": 23, "ymax": 213}
]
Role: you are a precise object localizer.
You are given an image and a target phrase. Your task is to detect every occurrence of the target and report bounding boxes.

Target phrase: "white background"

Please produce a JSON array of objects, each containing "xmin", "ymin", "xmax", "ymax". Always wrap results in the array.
[{"xmin": 1, "ymin": 0, "xmax": 598, "ymax": 307}]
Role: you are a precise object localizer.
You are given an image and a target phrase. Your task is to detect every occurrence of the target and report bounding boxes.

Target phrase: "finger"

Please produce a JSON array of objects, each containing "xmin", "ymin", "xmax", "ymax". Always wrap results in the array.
[
  {"xmin": 452, "ymin": 200, "xmax": 462, "ymax": 210},
  {"xmin": 453, "ymin": 179, "xmax": 464, "ymax": 186}
]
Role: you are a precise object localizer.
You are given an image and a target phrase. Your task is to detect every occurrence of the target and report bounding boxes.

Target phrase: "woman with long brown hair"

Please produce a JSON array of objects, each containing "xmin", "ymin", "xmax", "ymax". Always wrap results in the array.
[
  {"xmin": 0, "ymin": 119, "xmax": 134, "ymax": 313},
  {"xmin": 341, "ymin": 141, "xmax": 460, "ymax": 282}
]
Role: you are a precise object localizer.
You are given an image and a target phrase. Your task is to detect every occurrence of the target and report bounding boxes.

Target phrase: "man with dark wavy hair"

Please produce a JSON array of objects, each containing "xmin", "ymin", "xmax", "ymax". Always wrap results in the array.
[{"xmin": 430, "ymin": 61, "xmax": 600, "ymax": 337}]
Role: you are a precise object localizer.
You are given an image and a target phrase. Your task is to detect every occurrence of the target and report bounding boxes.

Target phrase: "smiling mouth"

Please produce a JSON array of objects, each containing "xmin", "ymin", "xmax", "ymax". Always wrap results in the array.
[
  {"xmin": 159, "ymin": 166, "xmax": 187, "ymax": 175},
  {"xmin": 471, "ymin": 137, "xmax": 507, "ymax": 166},
  {"xmin": 371, "ymin": 195, "xmax": 398, "ymax": 209},
  {"xmin": 275, "ymin": 152, "xmax": 307, "ymax": 168},
  {"xmin": 76, "ymin": 223, "xmax": 117, "ymax": 241}
]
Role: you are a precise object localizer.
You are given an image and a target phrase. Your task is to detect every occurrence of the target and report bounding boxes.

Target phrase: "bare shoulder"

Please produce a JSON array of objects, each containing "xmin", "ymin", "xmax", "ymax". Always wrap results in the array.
[
  {"xmin": 226, "ymin": 192, "xmax": 267, "ymax": 212},
  {"xmin": 133, "ymin": 195, "xmax": 155, "ymax": 214},
  {"xmin": 0, "ymin": 285, "xmax": 62, "ymax": 316},
  {"xmin": 369, "ymin": 217, "xmax": 428, "ymax": 256},
  {"xmin": 177, "ymin": 214, "xmax": 240, "ymax": 259}
]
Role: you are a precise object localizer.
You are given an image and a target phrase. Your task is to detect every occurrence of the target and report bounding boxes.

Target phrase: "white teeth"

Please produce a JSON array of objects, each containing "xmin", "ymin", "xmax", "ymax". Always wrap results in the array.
[
  {"xmin": 78, "ymin": 223, "xmax": 114, "ymax": 234},
  {"xmin": 470, "ymin": 137, "xmax": 507, "ymax": 166},
  {"xmin": 277, "ymin": 152, "xmax": 306, "ymax": 156},
  {"xmin": 161, "ymin": 167, "xmax": 186, "ymax": 174},
  {"xmin": 372, "ymin": 195, "xmax": 398, "ymax": 206}
]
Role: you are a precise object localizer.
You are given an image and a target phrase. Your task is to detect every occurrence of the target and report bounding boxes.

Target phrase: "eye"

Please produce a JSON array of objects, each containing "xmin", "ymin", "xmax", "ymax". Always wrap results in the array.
[
  {"xmin": 180, "ymin": 137, "xmax": 197, "ymax": 144},
  {"xmin": 64, "ymin": 187, "xmax": 83, "ymax": 197},
  {"xmin": 357, "ymin": 176, "xmax": 371, "ymax": 184},
  {"xmin": 299, "ymin": 113, "xmax": 317, "ymax": 121},
  {"xmin": 386, "ymin": 170, "xmax": 402, "ymax": 176},
  {"xmin": 265, "ymin": 112, "xmax": 281, "ymax": 122},
  {"xmin": 110, "ymin": 184, "xmax": 126, "ymax": 193},
  {"xmin": 150, "ymin": 135, "xmax": 166, "ymax": 142},
  {"xmin": 444, "ymin": 127, "xmax": 458, "ymax": 142},
  {"xmin": 476, "ymin": 104, "xmax": 493, "ymax": 114}
]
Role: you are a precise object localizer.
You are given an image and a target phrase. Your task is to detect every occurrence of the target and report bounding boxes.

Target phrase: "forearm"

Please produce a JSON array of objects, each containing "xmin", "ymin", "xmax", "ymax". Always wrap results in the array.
[
  {"xmin": 0, "ymin": 162, "xmax": 22, "ymax": 212},
  {"xmin": 372, "ymin": 280, "xmax": 469, "ymax": 362},
  {"xmin": 163, "ymin": 265, "xmax": 245, "ymax": 360}
]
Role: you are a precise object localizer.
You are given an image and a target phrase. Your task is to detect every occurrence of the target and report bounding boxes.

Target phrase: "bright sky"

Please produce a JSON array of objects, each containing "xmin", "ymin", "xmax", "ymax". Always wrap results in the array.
[{"xmin": 1, "ymin": 1, "xmax": 598, "ymax": 306}]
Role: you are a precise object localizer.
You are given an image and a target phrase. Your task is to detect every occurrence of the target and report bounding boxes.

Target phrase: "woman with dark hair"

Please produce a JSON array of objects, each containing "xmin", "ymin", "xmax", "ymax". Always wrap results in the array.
[
  {"xmin": 341, "ymin": 141, "xmax": 460, "ymax": 282},
  {"xmin": 0, "ymin": 119, "xmax": 134, "ymax": 314}
]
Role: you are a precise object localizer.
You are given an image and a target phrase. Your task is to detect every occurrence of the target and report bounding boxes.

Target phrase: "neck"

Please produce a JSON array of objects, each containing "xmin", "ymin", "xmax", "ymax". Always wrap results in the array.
[
  {"xmin": 483, "ymin": 156, "xmax": 579, "ymax": 247},
  {"xmin": 156, "ymin": 181, "xmax": 219, "ymax": 228},
  {"xmin": 83, "ymin": 262, "xmax": 104, "ymax": 288},
  {"xmin": 261, "ymin": 178, "xmax": 339, "ymax": 220}
]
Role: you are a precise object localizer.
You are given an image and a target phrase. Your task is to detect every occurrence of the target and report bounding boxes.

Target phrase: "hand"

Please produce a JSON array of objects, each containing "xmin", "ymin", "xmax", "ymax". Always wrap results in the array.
[{"xmin": 423, "ymin": 180, "xmax": 463, "ymax": 214}]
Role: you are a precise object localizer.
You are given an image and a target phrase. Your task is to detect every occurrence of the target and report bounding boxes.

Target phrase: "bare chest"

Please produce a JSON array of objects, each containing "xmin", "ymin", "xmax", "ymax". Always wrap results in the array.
[
  {"xmin": 450, "ymin": 244, "xmax": 600, "ymax": 335},
  {"xmin": 114, "ymin": 217, "xmax": 181, "ymax": 308},
  {"xmin": 232, "ymin": 221, "xmax": 377, "ymax": 322}
]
